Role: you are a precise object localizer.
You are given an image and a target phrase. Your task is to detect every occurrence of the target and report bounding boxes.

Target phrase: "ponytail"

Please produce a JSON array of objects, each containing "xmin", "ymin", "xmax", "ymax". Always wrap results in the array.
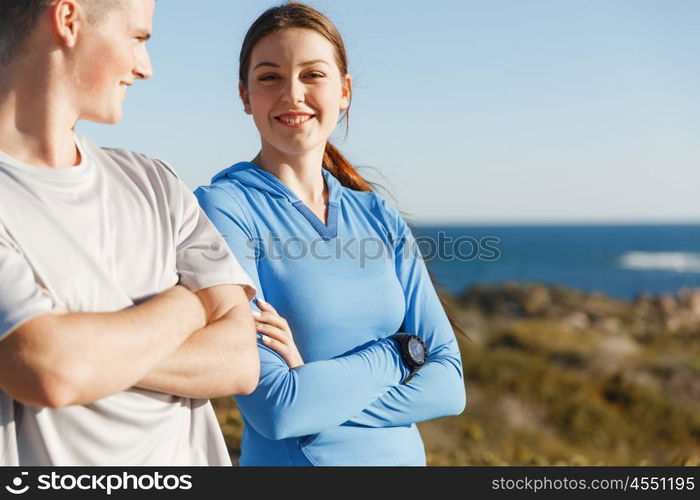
[{"xmin": 322, "ymin": 141, "xmax": 373, "ymax": 193}]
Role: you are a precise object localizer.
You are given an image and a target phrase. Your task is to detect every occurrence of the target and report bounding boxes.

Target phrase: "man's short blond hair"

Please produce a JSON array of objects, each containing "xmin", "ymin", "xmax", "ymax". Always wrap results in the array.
[{"xmin": 0, "ymin": 0, "xmax": 122, "ymax": 65}]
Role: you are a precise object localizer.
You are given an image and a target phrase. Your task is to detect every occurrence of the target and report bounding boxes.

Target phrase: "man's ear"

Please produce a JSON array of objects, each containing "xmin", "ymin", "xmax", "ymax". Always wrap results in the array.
[
  {"xmin": 51, "ymin": 0, "xmax": 83, "ymax": 48},
  {"xmin": 340, "ymin": 74, "xmax": 352, "ymax": 110},
  {"xmin": 239, "ymin": 82, "xmax": 252, "ymax": 115}
]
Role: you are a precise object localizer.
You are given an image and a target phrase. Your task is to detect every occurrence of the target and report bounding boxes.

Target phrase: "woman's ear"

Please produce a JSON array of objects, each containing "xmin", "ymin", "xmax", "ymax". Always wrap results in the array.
[
  {"xmin": 239, "ymin": 82, "xmax": 252, "ymax": 115},
  {"xmin": 340, "ymin": 74, "xmax": 352, "ymax": 110}
]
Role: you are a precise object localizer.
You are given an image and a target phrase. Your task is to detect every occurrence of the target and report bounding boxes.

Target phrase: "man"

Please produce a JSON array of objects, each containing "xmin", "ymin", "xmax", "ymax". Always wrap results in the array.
[{"xmin": 0, "ymin": 0, "xmax": 259, "ymax": 465}]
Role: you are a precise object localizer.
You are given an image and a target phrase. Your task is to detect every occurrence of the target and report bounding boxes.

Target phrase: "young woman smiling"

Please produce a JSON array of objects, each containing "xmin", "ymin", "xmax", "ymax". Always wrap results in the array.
[{"xmin": 195, "ymin": 2, "xmax": 466, "ymax": 466}]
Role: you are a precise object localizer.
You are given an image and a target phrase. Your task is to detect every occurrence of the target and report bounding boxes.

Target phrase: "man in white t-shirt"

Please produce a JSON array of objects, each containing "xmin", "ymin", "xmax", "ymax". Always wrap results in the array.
[{"xmin": 0, "ymin": 0, "xmax": 259, "ymax": 465}]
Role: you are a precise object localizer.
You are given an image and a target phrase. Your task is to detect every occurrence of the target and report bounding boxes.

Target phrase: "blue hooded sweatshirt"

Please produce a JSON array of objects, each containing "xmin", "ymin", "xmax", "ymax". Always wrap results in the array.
[{"xmin": 195, "ymin": 162, "xmax": 466, "ymax": 466}]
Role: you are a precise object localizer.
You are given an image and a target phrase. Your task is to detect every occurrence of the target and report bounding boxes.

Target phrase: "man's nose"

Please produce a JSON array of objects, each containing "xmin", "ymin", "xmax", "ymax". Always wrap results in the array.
[{"xmin": 133, "ymin": 46, "xmax": 153, "ymax": 80}]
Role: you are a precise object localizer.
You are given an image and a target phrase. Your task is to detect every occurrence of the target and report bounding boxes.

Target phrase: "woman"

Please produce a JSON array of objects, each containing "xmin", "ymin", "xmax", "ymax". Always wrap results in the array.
[{"xmin": 195, "ymin": 2, "xmax": 466, "ymax": 466}]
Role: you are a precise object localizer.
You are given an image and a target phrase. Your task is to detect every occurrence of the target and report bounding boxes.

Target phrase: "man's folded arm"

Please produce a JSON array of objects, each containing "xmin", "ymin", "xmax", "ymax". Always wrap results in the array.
[
  {"xmin": 0, "ymin": 285, "xmax": 206, "ymax": 408},
  {"xmin": 136, "ymin": 284, "xmax": 259, "ymax": 399},
  {"xmin": 130, "ymin": 166, "xmax": 260, "ymax": 399}
]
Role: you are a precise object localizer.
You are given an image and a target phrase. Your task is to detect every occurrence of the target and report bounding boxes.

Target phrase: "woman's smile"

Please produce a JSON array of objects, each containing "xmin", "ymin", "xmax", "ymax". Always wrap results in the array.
[{"xmin": 274, "ymin": 112, "xmax": 315, "ymax": 128}]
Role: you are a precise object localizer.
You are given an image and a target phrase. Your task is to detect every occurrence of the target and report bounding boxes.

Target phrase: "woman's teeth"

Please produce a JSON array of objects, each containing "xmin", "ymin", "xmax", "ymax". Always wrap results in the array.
[{"xmin": 278, "ymin": 115, "xmax": 312, "ymax": 125}]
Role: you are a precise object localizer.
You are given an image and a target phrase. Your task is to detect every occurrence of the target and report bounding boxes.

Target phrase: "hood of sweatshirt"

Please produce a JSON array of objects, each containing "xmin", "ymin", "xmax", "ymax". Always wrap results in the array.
[
  {"xmin": 211, "ymin": 162, "xmax": 342, "ymax": 205},
  {"xmin": 211, "ymin": 162, "xmax": 341, "ymax": 240}
]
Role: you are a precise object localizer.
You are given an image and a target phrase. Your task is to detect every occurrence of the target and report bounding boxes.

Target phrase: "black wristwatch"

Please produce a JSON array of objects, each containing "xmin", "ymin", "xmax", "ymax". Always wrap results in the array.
[{"xmin": 390, "ymin": 334, "xmax": 428, "ymax": 383}]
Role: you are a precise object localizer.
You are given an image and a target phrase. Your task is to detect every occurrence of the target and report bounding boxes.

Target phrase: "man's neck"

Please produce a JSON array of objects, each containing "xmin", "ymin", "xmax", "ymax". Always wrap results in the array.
[{"xmin": 0, "ymin": 61, "xmax": 80, "ymax": 168}]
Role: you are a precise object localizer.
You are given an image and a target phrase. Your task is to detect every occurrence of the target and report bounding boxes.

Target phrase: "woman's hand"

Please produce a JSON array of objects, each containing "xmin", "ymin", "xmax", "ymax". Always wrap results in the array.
[{"xmin": 253, "ymin": 298, "xmax": 305, "ymax": 369}]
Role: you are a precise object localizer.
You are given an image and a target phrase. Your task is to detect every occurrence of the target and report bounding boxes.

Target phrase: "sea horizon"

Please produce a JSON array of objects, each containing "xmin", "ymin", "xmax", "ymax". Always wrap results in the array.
[{"xmin": 414, "ymin": 224, "xmax": 700, "ymax": 300}]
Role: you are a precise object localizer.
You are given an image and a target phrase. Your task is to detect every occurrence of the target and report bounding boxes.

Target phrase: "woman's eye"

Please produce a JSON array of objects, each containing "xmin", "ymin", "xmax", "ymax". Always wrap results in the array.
[
  {"xmin": 305, "ymin": 72, "xmax": 325, "ymax": 79},
  {"xmin": 259, "ymin": 74, "xmax": 279, "ymax": 82}
]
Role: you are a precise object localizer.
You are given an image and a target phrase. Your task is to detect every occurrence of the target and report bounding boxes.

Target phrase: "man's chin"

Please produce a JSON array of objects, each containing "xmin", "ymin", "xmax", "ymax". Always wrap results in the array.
[{"xmin": 80, "ymin": 109, "xmax": 123, "ymax": 125}]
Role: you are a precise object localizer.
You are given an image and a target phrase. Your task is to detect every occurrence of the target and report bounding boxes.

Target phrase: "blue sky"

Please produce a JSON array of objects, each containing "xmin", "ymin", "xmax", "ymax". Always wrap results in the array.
[{"xmin": 79, "ymin": 0, "xmax": 700, "ymax": 224}]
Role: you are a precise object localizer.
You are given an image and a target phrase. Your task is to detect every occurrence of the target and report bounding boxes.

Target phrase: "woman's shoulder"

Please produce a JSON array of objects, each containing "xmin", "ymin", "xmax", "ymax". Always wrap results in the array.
[
  {"xmin": 195, "ymin": 163, "xmax": 257, "ymax": 206},
  {"xmin": 340, "ymin": 185, "xmax": 394, "ymax": 214},
  {"xmin": 195, "ymin": 180, "xmax": 248, "ymax": 212},
  {"xmin": 340, "ymin": 187, "xmax": 410, "ymax": 239},
  {"xmin": 194, "ymin": 167, "xmax": 256, "ymax": 230}
]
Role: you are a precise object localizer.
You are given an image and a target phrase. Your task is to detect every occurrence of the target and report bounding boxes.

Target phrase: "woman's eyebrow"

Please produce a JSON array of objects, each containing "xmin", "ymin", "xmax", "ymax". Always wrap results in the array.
[
  {"xmin": 253, "ymin": 59, "xmax": 331, "ymax": 70},
  {"xmin": 299, "ymin": 59, "xmax": 331, "ymax": 67},
  {"xmin": 253, "ymin": 61, "xmax": 280, "ymax": 70}
]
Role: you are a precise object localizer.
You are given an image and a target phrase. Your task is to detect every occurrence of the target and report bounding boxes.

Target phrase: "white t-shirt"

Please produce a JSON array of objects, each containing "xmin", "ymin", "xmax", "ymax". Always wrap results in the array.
[{"xmin": 0, "ymin": 134, "xmax": 255, "ymax": 465}]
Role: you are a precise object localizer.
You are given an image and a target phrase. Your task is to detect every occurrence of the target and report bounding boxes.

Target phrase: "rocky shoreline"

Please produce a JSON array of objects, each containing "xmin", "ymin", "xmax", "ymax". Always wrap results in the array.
[{"xmin": 458, "ymin": 282, "xmax": 700, "ymax": 334}]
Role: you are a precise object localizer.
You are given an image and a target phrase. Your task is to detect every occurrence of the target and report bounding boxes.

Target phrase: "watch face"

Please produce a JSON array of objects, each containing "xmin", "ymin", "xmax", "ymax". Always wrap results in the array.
[{"xmin": 408, "ymin": 338, "xmax": 426, "ymax": 363}]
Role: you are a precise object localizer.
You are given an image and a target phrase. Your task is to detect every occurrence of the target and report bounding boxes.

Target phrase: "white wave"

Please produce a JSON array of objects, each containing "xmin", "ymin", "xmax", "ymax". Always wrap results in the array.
[{"xmin": 619, "ymin": 252, "xmax": 700, "ymax": 273}]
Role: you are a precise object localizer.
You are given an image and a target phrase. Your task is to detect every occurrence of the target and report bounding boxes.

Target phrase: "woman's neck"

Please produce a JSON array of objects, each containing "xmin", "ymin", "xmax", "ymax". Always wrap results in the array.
[{"xmin": 253, "ymin": 143, "xmax": 327, "ymax": 208}]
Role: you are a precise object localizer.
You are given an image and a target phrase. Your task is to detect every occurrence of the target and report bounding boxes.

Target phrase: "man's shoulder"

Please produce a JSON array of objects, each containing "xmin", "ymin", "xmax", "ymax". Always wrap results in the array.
[
  {"xmin": 100, "ymin": 147, "xmax": 179, "ymax": 179},
  {"xmin": 76, "ymin": 134, "xmax": 179, "ymax": 180}
]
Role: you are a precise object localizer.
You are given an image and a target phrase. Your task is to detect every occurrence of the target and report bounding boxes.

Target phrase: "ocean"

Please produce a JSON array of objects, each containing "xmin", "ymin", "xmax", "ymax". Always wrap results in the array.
[{"xmin": 415, "ymin": 224, "xmax": 700, "ymax": 300}]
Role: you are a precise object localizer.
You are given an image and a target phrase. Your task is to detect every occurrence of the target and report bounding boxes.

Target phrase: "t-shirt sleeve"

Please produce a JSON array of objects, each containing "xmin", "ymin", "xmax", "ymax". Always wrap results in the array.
[
  {"xmin": 0, "ymin": 224, "xmax": 54, "ymax": 341},
  {"xmin": 156, "ymin": 160, "xmax": 256, "ymax": 299},
  {"xmin": 194, "ymin": 184, "xmax": 264, "ymax": 304}
]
